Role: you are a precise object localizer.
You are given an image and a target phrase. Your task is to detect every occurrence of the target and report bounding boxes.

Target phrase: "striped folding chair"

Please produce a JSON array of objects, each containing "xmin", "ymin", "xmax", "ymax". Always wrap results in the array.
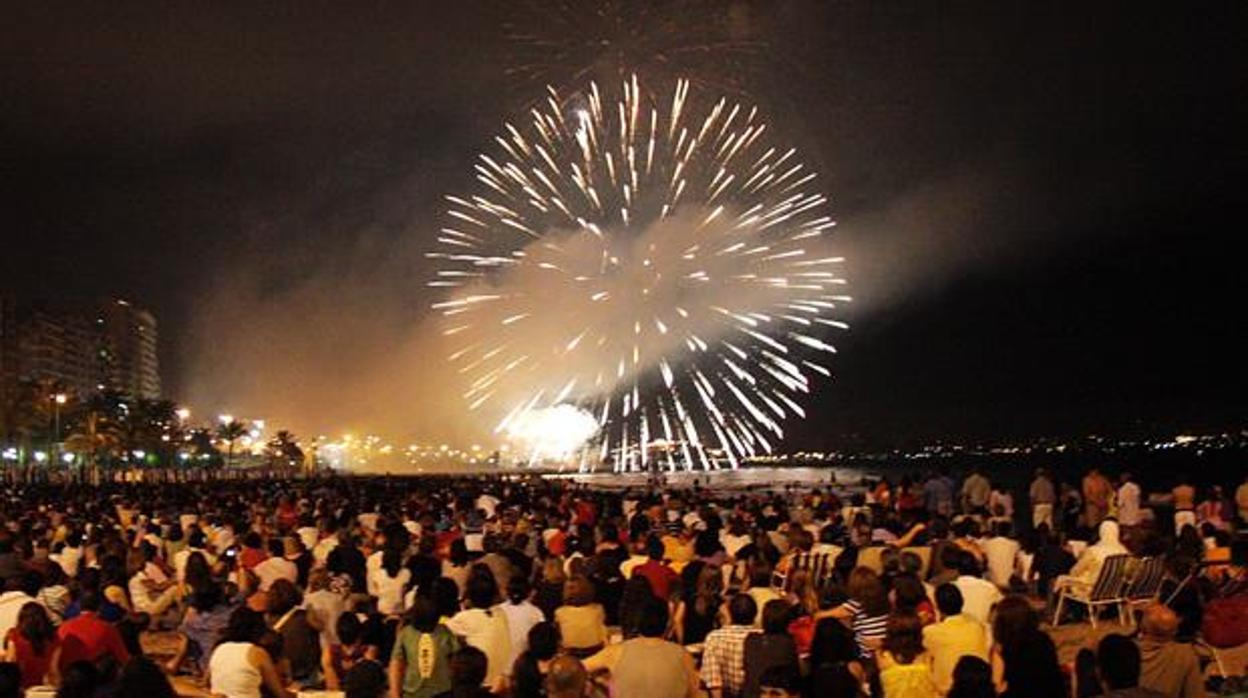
[
  {"xmin": 1122, "ymin": 556, "xmax": 1166, "ymax": 624},
  {"xmin": 1053, "ymin": 553, "xmax": 1132, "ymax": 628}
]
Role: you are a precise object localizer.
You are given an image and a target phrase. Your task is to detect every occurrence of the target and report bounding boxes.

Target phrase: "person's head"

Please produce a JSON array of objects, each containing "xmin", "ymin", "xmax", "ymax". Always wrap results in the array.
[
  {"xmin": 545, "ymin": 655, "xmax": 589, "ymax": 698},
  {"xmin": 645, "ymin": 534, "xmax": 664, "ymax": 560},
  {"xmin": 77, "ymin": 588, "xmax": 102, "ymax": 613},
  {"xmin": 1138, "ymin": 603, "xmax": 1179, "ymax": 642},
  {"xmin": 266, "ymin": 537, "xmax": 284, "ymax": 557},
  {"xmin": 891, "ymin": 573, "xmax": 926, "ymax": 614},
  {"xmin": 527, "ymin": 621, "xmax": 560, "ymax": 661},
  {"xmin": 336, "ymin": 611, "xmax": 363, "ymax": 646},
  {"xmin": 266, "ymin": 578, "xmax": 302, "ymax": 616},
  {"xmin": 810, "ymin": 615, "xmax": 857, "ymax": 665},
  {"xmin": 0, "ymin": 662, "xmax": 18, "ymax": 698},
  {"xmin": 449, "ymin": 538, "xmax": 469, "ymax": 566},
  {"xmin": 728, "ymin": 592, "xmax": 758, "ymax": 625},
  {"xmin": 342, "ymin": 657, "xmax": 388, "ymax": 698},
  {"xmin": 636, "ymin": 595, "xmax": 670, "ymax": 638},
  {"xmin": 222, "ymin": 606, "xmax": 268, "ymax": 644},
  {"xmin": 465, "ymin": 566, "xmax": 499, "ymax": 609},
  {"xmin": 407, "ymin": 594, "xmax": 442, "ymax": 633},
  {"xmin": 562, "ymin": 575, "xmax": 596, "ymax": 606},
  {"xmin": 749, "ymin": 561, "xmax": 774, "ymax": 589},
  {"xmin": 448, "ymin": 646, "xmax": 488, "ymax": 689},
  {"xmin": 1096, "ymin": 633, "xmax": 1141, "ymax": 690},
  {"xmin": 847, "ymin": 567, "xmax": 888, "ymax": 615},
  {"xmin": 758, "ymin": 664, "xmax": 801, "ymax": 698},
  {"xmin": 760, "ymin": 599, "xmax": 792, "ymax": 635},
  {"xmin": 947, "ymin": 656, "xmax": 995, "ymax": 698},
  {"xmin": 116, "ymin": 657, "xmax": 177, "ymax": 698},
  {"xmin": 506, "ymin": 574, "xmax": 531, "ymax": 605},
  {"xmin": 17, "ymin": 602, "xmax": 55, "ymax": 653},
  {"xmin": 884, "ymin": 613, "xmax": 925, "ymax": 664},
  {"xmin": 992, "ymin": 595, "xmax": 1039, "ymax": 650},
  {"xmin": 935, "ymin": 583, "xmax": 964, "ymax": 619},
  {"xmin": 430, "ymin": 576, "xmax": 462, "ymax": 618},
  {"xmin": 57, "ymin": 660, "xmax": 101, "ymax": 698}
]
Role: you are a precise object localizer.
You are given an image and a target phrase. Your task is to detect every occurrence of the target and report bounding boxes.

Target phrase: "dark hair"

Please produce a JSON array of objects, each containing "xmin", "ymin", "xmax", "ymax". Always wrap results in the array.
[
  {"xmin": 337, "ymin": 612, "xmax": 363, "ymax": 646},
  {"xmin": 407, "ymin": 595, "xmax": 442, "ymax": 633},
  {"xmin": 57, "ymin": 660, "xmax": 102, "ymax": 698},
  {"xmin": 991, "ymin": 596, "xmax": 1038, "ymax": 650},
  {"xmin": 78, "ymin": 588, "xmax": 102, "ymax": 613},
  {"xmin": 267, "ymin": 578, "xmax": 302, "ymax": 616},
  {"xmin": 465, "ymin": 567, "xmax": 499, "ymax": 610},
  {"xmin": 449, "ymin": 646, "xmax": 488, "ymax": 688},
  {"xmin": 847, "ymin": 567, "xmax": 888, "ymax": 616},
  {"xmin": 1096, "ymin": 633, "xmax": 1141, "ymax": 690},
  {"xmin": 221, "ymin": 606, "xmax": 268, "ymax": 644},
  {"xmin": 636, "ymin": 596, "xmax": 670, "ymax": 638},
  {"xmin": 17, "ymin": 602, "xmax": 55, "ymax": 654},
  {"xmin": 267, "ymin": 537, "xmax": 285, "ymax": 557},
  {"xmin": 382, "ymin": 548, "xmax": 403, "ymax": 577},
  {"xmin": 761, "ymin": 599, "xmax": 792, "ymax": 635},
  {"xmin": 116, "ymin": 657, "xmax": 177, "ymax": 698},
  {"xmin": 935, "ymin": 583, "xmax": 964, "ymax": 617},
  {"xmin": 646, "ymin": 534, "xmax": 664, "ymax": 560},
  {"xmin": 0, "ymin": 662, "xmax": 19, "ymax": 698},
  {"xmin": 758, "ymin": 664, "xmax": 800, "ymax": 693},
  {"xmin": 948, "ymin": 656, "xmax": 995, "ymax": 698},
  {"xmin": 527, "ymin": 621, "xmax": 560, "ymax": 660},
  {"xmin": 430, "ymin": 577, "xmax": 461, "ymax": 619},
  {"xmin": 243, "ymin": 531, "xmax": 263, "ymax": 550},
  {"xmin": 507, "ymin": 574, "xmax": 531, "ymax": 605},
  {"xmin": 562, "ymin": 576, "xmax": 596, "ymax": 606},
  {"xmin": 810, "ymin": 616, "xmax": 858, "ymax": 667},
  {"xmin": 449, "ymin": 538, "xmax": 469, "ymax": 566},
  {"xmin": 884, "ymin": 613, "xmax": 924, "ymax": 664},
  {"xmin": 189, "ymin": 583, "xmax": 224, "ymax": 613},
  {"xmin": 728, "ymin": 592, "xmax": 758, "ymax": 625},
  {"xmin": 891, "ymin": 573, "xmax": 926, "ymax": 615}
]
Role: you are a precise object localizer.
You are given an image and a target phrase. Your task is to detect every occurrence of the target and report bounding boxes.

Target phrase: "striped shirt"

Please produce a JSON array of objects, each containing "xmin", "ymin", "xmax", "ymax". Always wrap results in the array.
[{"xmin": 843, "ymin": 600, "xmax": 888, "ymax": 659}]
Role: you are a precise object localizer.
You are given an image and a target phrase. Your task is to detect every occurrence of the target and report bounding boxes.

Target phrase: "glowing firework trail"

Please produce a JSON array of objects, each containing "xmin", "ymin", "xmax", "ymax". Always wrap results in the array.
[{"xmin": 429, "ymin": 77, "xmax": 849, "ymax": 472}]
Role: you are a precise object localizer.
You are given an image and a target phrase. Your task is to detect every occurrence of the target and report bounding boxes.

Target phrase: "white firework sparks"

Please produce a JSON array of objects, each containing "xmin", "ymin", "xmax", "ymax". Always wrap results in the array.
[{"xmin": 428, "ymin": 77, "xmax": 849, "ymax": 472}]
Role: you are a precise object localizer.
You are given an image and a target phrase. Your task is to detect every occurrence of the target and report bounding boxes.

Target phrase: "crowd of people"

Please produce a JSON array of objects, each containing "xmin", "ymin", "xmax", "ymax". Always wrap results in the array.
[{"xmin": 0, "ymin": 464, "xmax": 1240, "ymax": 698}]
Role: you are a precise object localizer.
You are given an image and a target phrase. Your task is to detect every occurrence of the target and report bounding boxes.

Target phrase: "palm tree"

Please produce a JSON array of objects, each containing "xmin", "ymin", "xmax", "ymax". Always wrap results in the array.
[
  {"xmin": 64, "ymin": 410, "xmax": 122, "ymax": 481},
  {"xmin": 265, "ymin": 430, "xmax": 305, "ymax": 473},
  {"xmin": 216, "ymin": 420, "xmax": 248, "ymax": 469}
]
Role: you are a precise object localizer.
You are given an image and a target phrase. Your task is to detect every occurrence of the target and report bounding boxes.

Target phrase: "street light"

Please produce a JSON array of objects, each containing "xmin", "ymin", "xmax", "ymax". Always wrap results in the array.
[
  {"xmin": 175, "ymin": 407, "xmax": 191, "ymax": 422},
  {"xmin": 52, "ymin": 393, "xmax": 67, "ymax": 453}
]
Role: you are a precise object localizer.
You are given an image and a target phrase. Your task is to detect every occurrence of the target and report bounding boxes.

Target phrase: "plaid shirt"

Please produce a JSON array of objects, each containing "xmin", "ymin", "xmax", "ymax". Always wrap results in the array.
[{"xmin": 700, "ymin": 624, "xmax": 757, "ymax": 696}]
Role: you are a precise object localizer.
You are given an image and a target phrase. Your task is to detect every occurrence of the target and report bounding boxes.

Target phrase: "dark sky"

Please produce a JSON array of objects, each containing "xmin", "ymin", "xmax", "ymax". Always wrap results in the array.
[{"xmin": 3, "ymin": 2, "xmax": 1244, "ymax": 446}]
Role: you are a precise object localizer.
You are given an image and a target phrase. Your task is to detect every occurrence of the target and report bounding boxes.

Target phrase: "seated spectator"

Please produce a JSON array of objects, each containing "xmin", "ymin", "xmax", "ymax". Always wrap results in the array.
[
  {"xmin": 743, "ymin": 601, "xmax": 801, "ymax": 698},
  {"xmin": 554, "ymin": 576, "xmax": 608, "ymax": 657},
  {"xmin": 208, "ymin": 606, "xmax": 294, "ymax": 698},
  {"xmin": 877, "ymin": 613, "xmax": 937, "ymax": 698},
  {"xmin": 758, "ymin": 664, "xmax": 802, "ymax": 698},
  {"xmin": 584, "ymin": 596, "xmax": 699, "ymax": 698},
  {"xmin": 1054, "ymin": 520, "xmax": 1128, "ymax": 598},
  {"xmin": 322, "ymin": 612, "xmax": 378, "ymax": 691},
  {"xmin": 391, "ymin": 595, "xmax": 460, "ymax": 698},
  {"xmin": 446, "ymin": 569, "xmax": 512, "ymax": 689},
  {"xmin": 116, "ymin": 656, "xmax": 178, "ymax": 698},
  {"xmin": 989, "ymin": 596, "xmax": 1064, "ymax": 698},
  {"xmin": 445, "ymin": 645, "xmax": 495, "ymax": 698},
  {"xmin": 511, "ymin": 622, "xmax": 560, "ymax": 698},
  {"xmin": 923, "ymin": 584, "xmax": 988, "ymax": 696},
  {"xmin": 1095, "ymin": 633, "xmax": 1165, "ymax": 697},
  {"xmin": 819, "ymin": 567, "xmax": 891, "ymax": 659},
  {"xmin": 56, "ymin": 589, "xmax": 129, "ymax": 671},
  {"xmin": 167, "ymin": 581, "xmax": 235, "ymax": 675},
  {"xmin": 673, "ymin": 563, "xmax": 723, "ymax": 646},
  {"xmin": 950, "ymin": 551, "xmax": 1002, "ymax": 626},
  {"xmin": 947, "ymin": 656, "xmax": 996, "ymax": 698},
  {"xmin": 633, "ymin": 535, "xmax": 679, "ymax": 601},
  {"xmin": 1136, "ymin": 604, "xmax": 1206, "ymax": 698},
  {"xmin": 981, "ymin": 522, "xmax": 1020, "ymax": 589},
  {"xmin": 253, "ymin": 537, "xmax": 298, "ymax": 592},
  {"xmin": 266, "ymin": 578, "xmax": 320, "ymax": 685},
  {"xmin": 545, "ymin": 655, "xmax": 597, "ymax": 698},
  {"xmin": 891, "ymin": 573, "xmax": 935, "ymax": 626},
  {"xmin": 499, "ymin": 576, "xmax": 545, "ymax": 669},
  {"xmin": 701, "ymin": 593, "xmax": 759, "ymax": 698},
  {"xmin": 3, "ymin": 602, "xmax": 59, "ymax": 688}
]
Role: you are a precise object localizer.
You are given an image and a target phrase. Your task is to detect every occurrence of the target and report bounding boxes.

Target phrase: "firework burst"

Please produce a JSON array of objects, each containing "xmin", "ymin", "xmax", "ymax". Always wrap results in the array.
[{"xmin": 428, "ymin": 77, "xmax": 849, "ymax": 472}]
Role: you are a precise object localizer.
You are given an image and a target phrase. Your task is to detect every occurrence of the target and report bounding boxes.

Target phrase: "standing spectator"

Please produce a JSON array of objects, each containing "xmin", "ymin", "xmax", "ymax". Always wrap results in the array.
[
  {"xmin": 1028, "ymin": 469, "xmax": 1056, "ymax": 530},
  {"xmin": 923, "ymin": 585, "xmax": 988, "ymax": 696},
  {"xmin": 1172, "ymin": 478, "xmax": 1197, "ymax": 534},
  {"xmin": 1118, "ymin": 473, "xmax": 1143, "ymax": 529},
  {"xmin": 633, "ymin": 535, "xmax": 679, "ymax": 601},
  {"xmin": 877, "ymin": 613, "xmax": 938, "ymax": 698},
  {"xmin": 961, "ymin": 470, "xmax": 992, "ymax": 516},
  {"xmin": 584, "ymin": 596, "xmax": 699, "ymax": 698},
  {"xmin": 1136, "ymin": 604, "xmax": 1206, "ymax": 698},
  {"xmin": 208, "ymin": 606, "xmax": 294, "ymax": 698},
  {"xmin": 701, "ymin": 593, "xmax": 758, "ymax": 698},
  {"xmin": 390, "ymin": 596, "xmax": 461, "ymax": 698},
  {"xmin": 1095, "ymin": 633, "xmax": 1165, "ymax": 698},
  {"xmin": 1082, "ymin": 468, "xmax": 1113, "ymax": 529},
  {"xmin": 924, "ymin": 470, "xmax": 955, "ymax": 518},
  {"xmin": 989, "ymin": 596, "xmax": 1064, "ymax": 698}
]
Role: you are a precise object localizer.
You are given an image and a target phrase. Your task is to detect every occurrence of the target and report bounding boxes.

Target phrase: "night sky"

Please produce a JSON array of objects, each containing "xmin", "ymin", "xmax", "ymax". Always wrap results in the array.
[{"xmin": 4, "ymin": 3, "xmax": 1244, "ymax": 446}]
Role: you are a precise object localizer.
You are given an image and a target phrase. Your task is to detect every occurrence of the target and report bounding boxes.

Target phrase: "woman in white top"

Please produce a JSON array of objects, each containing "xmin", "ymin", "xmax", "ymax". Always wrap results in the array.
[
  {"xmin": 208, "ymin": 607, "xmax": 294, "ymax": 698},
  {"xmin": 367, "ymin": 549, "xmax": 411, "ymax": 616}
]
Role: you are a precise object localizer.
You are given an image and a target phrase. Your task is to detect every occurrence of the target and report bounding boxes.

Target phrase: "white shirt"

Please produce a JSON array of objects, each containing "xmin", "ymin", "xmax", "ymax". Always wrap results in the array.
[
  {"xmin": 209, "ymin": 641, "xmax": 263, "ymax": 698},
  {"xmin": 253, "ymin": 556, "xmax": 298, "ymax": 592},
  {"xmin": 953, "ymin": 575, "xmax": 1003, "ymax": 625},
  {"xmin": 368, "ymin": 566, "xmax": 411, "ymax": 616},
  {"xmin": 296, "ymin": 526, "xmax": 319, "ymax": 551},
  {"xmin": 51, "ymin": 546, "xmax": 83, "ymax": 578},
  {"xmin": 446, "ymin": 608, "xmax": 513, "ymax": 684},
  {"xmin": 981, "ymin": 536, "xmax": 1021, "ymax": 588},
  {"xmin": 1117, "ymin": 482, "xmax": 1142, "ymax": 526},
  {"xmin": 0, "ymin": 591, "xmax": 37, "ymax": 639},
  {"xmin": 498, "ymin": 600, "xmax": 545, "ymax": 667}
]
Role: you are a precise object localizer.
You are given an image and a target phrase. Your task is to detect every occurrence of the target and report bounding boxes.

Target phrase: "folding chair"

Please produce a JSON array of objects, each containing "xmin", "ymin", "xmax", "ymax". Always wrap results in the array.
[
  {"xmin": 1122, "ymin": 556, "xmax": 1166, "ymax": 625},
  {"xmin": 1052, "ymin": 553, "xmax": 1131, "ymax": 628}
]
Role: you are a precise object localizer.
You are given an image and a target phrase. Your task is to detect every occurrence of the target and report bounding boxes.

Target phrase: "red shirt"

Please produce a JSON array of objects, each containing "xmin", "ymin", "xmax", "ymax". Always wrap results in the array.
[
  {"xmin": 6, "ymin": 629, "xmax": 57, "ymax": 688},
  {"xmin": 240, "ymin": 547, "xmax": 268, "ymax": 570},
  {"xmin": 57, "ymin": 612, "xmax": 130, "ymax": 669},
  {"xmin": 634, "ymin": 559, "xmax": 679, "ymax": 600}
]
